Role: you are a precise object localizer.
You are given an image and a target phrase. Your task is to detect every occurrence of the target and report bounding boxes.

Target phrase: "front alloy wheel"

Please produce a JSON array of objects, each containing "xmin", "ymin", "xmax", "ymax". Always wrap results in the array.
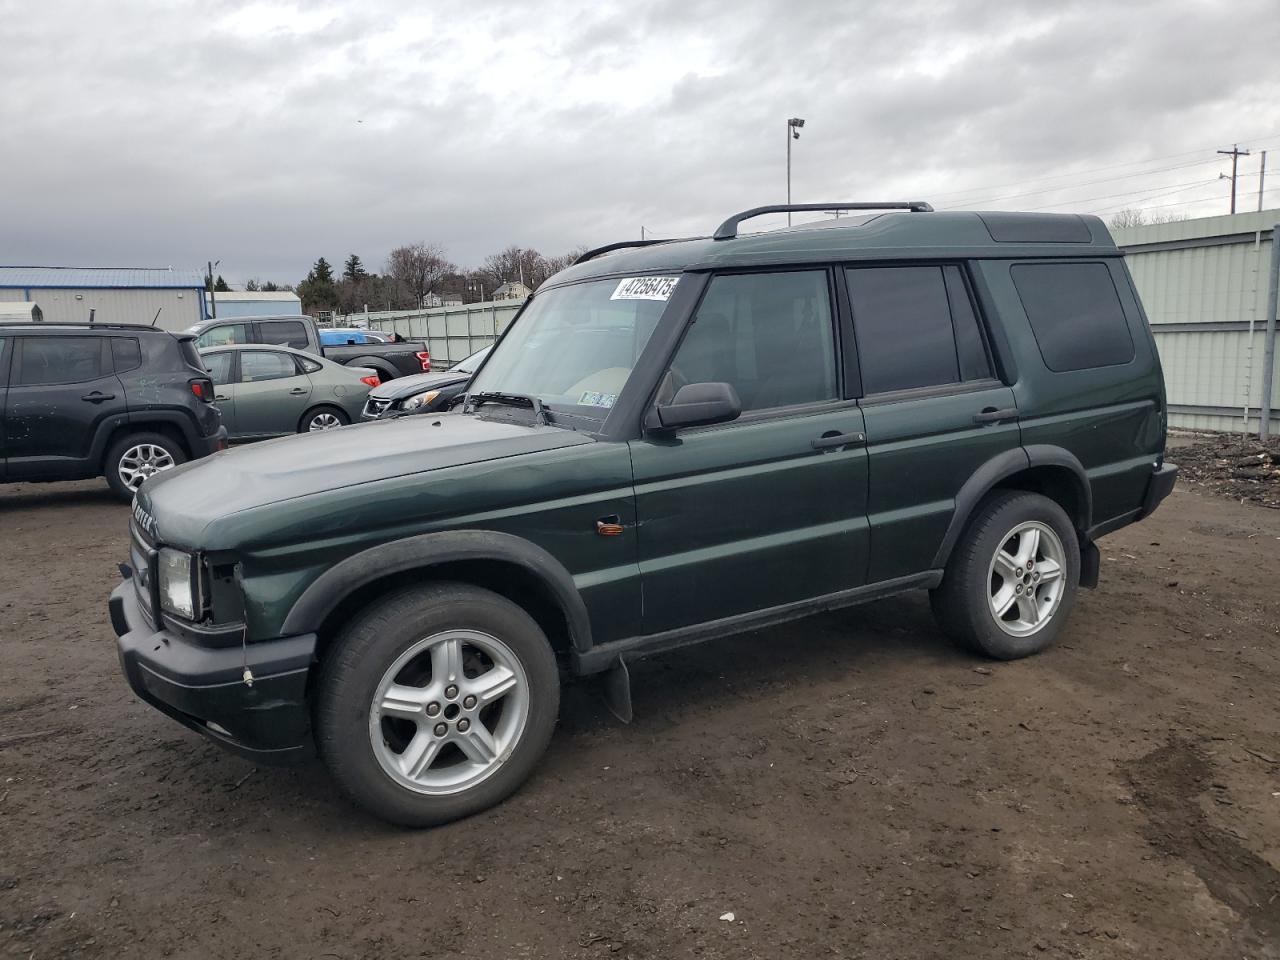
[{"xmin": 370, "ymin": 630, "xmax": 530, "ymax": 796}]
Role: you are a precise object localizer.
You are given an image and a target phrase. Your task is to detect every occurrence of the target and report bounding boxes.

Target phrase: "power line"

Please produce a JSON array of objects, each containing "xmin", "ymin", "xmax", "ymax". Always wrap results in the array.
[
  {"xmin": 1012, "ymin": 177, "xmax": 1222, "ymax": 212},
  {"xmin": 944, "ymin": 157, "xmax": 1220, "ymax": 208}
]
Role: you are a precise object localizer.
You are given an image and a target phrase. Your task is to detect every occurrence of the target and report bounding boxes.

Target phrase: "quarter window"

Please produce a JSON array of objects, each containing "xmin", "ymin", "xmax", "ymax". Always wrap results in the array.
[
  {"xmin": 260, "ymin": 320, "xmax": 309, "ymax": 350},
  {"xmin": 1011, "ymin": 262, "xmax": 1135, "ymax": 372},
  {"xmin": 668, "ymin": 271, "xmax": 838, "ymax": 413},
  {"xmin": 239, "ymin": 350, "xmax": 299, "ymax": 382},
  {"xmin": 846, "ymin": 265, "xmax": 992, "ymax": 395},
  {"xmin": 17, "ymin": 337, "xmax": 104, "ymax": 385},
  {"xmin": 111, "ymin": 337, "xmax": 142, "ymax": 373}
]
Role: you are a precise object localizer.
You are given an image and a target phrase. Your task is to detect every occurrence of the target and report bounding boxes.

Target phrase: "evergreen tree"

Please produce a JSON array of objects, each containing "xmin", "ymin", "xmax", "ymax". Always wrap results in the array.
[
  {"xmin": 343, "ymin": 254, "xmax": 368, "ymax": 284},
  {"xmin": 214, "ymin": 275, "xmax": 230, "ymax": 292}
]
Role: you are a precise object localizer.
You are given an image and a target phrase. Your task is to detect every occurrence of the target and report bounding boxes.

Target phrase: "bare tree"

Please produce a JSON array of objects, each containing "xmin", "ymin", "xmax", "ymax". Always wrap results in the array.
[
  {"xmin": 542, "ymin": 245, "xmax": 590, "ymax": 280},
  {"xmin": 481, "ymin": 246, "xmax": 549, "ymax": 290},
  {"xmin": 1109, "ymin": 208, "xmax": 1190, "ymax": 229},
  {"xmin": 386, "ymin": 243, "xmax": 457, "ymax": 307}
]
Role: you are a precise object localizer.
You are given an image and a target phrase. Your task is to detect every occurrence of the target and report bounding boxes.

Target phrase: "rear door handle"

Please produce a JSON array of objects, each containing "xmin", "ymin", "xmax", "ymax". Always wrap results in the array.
[
  {"xmin": 81, "ymin": 392, "xmax": 115, "ymax": 403},
  {"xmin": 973, "ymin": 407, "xmax": 1018, "ymax": 424},
  {"xmin": 812, "ymin": 431, "xmax": 865, "ymax": 450},
  {"xmin": 289, "ymin": 387, "xmax": 307, "ymax": 395},
  {"xmin": 214, "ymin": 395, "xmax": 230, "ymax": 402}
]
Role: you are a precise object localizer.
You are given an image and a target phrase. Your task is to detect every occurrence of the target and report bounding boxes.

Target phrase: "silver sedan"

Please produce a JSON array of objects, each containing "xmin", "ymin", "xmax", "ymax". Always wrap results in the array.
[{"xmin": 200, "ymin": 345, "xmax": 378, "ymax": 441}]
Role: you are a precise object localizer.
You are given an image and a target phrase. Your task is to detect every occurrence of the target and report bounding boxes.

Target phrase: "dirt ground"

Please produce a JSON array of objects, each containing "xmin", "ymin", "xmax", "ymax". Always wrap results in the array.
[{"xmin": 2, "ymin": 477, "xmax": 1278, "ymax": 960}]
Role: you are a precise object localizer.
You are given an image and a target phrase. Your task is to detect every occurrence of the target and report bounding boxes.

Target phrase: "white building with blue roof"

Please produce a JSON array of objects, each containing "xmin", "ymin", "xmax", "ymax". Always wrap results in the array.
[{"xmin": 0, "ymin": 265, "xmax": 208, "ymax": 330}]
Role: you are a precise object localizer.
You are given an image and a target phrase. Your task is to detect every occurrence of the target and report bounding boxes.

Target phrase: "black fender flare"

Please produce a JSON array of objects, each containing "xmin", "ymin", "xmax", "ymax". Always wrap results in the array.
[
  {"xmin": 92, "ymin": 410, "xmax": 198, "ymax": 465},
  {"xmin": 346, "ymin": 356, "xmax": 398, "ymax": 380},
  {"xmin": 931, "ymin": 445, "xmax": 1093, "ymax": 569},
  {"xmin": 279, "ymin": 529, "xmax": 593, "ymax": 651}
]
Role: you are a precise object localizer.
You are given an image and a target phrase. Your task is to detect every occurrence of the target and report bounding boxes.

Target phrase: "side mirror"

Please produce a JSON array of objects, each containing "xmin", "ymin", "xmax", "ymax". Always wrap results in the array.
[{"xmin": 649, "ymin": 382, "xmax": 741, "ymax": 432}]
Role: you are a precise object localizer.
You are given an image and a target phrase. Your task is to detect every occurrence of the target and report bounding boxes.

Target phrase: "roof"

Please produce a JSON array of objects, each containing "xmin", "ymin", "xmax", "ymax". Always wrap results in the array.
[
  {"xmin": 0, "ymin": 266, "xmax": 206, "ymax": 289},
  {"xmin": 549, "ymin": 211, "xmax": 1118, "ymax": 286}
]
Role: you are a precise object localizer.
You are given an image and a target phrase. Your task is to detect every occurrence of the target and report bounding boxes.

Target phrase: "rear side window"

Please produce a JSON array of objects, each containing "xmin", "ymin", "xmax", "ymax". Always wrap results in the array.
[
  {"xmin": 111, "ymin": 337, "xmax": 142, "ymax": 373},
  {"xmin": 0, "ymin": 338, "xmax": 8, "ymax": 384},
  {"xmin": 846, "ymin": 265, "xmax": 993, "ymax": 395},
  {"xmin": 1011, "ymin": 262, "xmax": 1135, "ymax": 372},
  {"xmin": 260, "ymin": 320, "xmax": 309, "ymax": 350},
  {"xmin": 17, "ymin": 337, "xmax": 104, "ymax": 385},
  {"xmin": 240, "ymin": 350, "xmax": 299, "ymax": 382},
  {"xmin": 196, "ymin": 323, "xmax": 249, "ymax": 348},
  {"xmin": 202, "ymin": 352, "xmax": 234, "ymax": 384}
]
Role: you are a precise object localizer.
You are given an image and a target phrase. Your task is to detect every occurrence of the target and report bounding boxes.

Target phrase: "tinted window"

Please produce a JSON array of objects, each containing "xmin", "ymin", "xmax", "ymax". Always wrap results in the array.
[
  {"xmin": 669, "ymin": 271, "xmax": 837, "ymax": 413},
  {"xmin": 111, "ymin": 337, "xmax": 142, "ymax": 373},
  {"xmin": 240, "ymin": 350, "xmax": 299, "ymax": 382},
  {"xmin": 202, "ymin": 352, "xmax": 234, "ymax": 384},
  {"xmin": 196, "ymin": 323, "xmax": 249, "ymax": 348},
  {"xmin": 17, "ymin": 337, "xmax": 104, "ymax": 385},
  {"xmin": 1011, "ymin": 263, "xmax": 1135, "ymax": 372},
  {"xmin": 260, "ymin": 320, "xmax": 309, "ymax": 350},
  {"xmin": 847, "ymin": 265, "xmax": 991, "ymax": 395},
  {"xmin": 0, "ymin": 338, "xmax": 7, "ymax": 384}
]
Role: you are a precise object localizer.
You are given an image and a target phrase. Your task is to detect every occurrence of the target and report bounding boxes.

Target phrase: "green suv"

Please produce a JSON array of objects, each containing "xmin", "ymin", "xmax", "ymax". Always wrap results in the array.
[{"xmin": 109, "ymin": 202, "xmax": 1177, "ymax": 826}]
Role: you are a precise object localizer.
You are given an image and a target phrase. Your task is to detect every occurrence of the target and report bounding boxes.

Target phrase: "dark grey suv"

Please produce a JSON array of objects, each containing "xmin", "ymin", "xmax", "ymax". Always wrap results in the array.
[{"xmin": 0, "ymin": 323, "xmax": 226, "ymax": 500}]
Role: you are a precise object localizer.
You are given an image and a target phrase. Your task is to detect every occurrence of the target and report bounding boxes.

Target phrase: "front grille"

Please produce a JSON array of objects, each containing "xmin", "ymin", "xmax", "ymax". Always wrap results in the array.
[
  {"xmin": 129, "ymin": 521, "xmax": 158, "ymax": 629},
  {"xmin": 363, "ymin": 396, "xmax": 393, "ymax": 418}
]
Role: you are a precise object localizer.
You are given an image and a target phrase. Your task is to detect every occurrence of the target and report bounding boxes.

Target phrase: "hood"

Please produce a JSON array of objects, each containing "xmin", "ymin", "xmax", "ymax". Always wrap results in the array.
[
  {"xmin": 136, "ymin": 412, "xmax": 592, "ymax": 547},
  {"xmin": 370, "ymin": 369, "xmax": 470, "ymax": 401}
]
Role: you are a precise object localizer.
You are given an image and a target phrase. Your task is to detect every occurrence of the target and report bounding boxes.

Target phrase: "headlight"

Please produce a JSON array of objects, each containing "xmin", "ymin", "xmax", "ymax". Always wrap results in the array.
[
  {"xmin": 402, "ymin": 389, "xmax": 440, "ymax": 412},
  {"xmin": 158, "ymin": 548, "xmax": 199, "ymax": 620}
]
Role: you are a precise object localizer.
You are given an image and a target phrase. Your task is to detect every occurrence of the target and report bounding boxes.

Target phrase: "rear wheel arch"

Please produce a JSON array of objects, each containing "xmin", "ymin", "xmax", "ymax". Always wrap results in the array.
[
  {"xmin": 347, "ymin": 357, "xmax": 398, "ymax": 380},
  {"xmin": 933, "ymin": 447, "xmax": 1092, "ymax": 568},
  {"xmin": 284, "ymin": 531, "xmax": 591, "ymax": 664},
  {"xmin": 97, "ymin": 418, "xmax": 192, "ymax": 472}
]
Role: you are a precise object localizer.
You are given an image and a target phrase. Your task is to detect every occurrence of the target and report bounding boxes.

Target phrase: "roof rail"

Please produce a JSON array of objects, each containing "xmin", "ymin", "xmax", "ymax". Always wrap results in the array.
[
  {"xmin": 713, "ymin": 202, "xmax": 933, "ymax": 241},
  {"xmin": 573, "ymin": 237, "xmax": 704, "ymax": 266}
]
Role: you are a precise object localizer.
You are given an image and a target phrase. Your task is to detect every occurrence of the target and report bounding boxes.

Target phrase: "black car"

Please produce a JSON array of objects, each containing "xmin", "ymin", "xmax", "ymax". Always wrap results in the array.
[
  {"xmin": 0, "ymin": 323, "xmax": 226, "ymax": 500},
  {"xmin": 361, "ymin": 346, "xmax": 491, "ymax": 420}
]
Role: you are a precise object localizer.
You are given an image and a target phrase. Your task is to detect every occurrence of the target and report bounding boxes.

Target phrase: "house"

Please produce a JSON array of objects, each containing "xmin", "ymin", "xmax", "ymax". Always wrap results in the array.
[{"xmin": 492, "ymin": 281, "xmax": 532, "ymax": 301}]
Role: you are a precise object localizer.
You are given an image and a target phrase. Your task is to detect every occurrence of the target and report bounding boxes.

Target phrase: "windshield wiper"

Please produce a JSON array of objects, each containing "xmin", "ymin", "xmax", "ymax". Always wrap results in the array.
[{"xmin": 468, "ymin": 391, "xmax": 552, "ymax": 425}]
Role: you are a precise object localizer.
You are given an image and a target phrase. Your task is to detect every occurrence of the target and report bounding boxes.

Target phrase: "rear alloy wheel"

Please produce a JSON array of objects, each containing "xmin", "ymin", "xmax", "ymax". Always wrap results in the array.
[
  {"xmin": 104, "ymin": 432, "xmax": 186, "ymax": 502},
  {"xmin": 930, "ymin": 490, "xmax": 1080, "ymax": 660},
  {"xmin": 300, "ymin": 406, "xmax": 349, "ymax": 433},
  {"xmin": 316, "ymin": 583, "xmax": 560, "ymax": 826}
]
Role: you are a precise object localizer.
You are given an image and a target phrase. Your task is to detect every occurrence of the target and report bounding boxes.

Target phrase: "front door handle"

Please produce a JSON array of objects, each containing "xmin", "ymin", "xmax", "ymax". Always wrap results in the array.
[
  {"xmin": 81, "ymin": 392, "xmax": 115, "ymax": 403},
  {"xmin": 812, "ymin": 431, "xmax": 865, "ymax": 451},
  {"xmin": 973, "ymin": 407, "xmax": 1018, "ymax": 424}
]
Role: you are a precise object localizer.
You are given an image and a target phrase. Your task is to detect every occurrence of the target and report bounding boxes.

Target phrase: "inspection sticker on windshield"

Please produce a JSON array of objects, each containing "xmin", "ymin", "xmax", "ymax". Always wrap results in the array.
[
  {"xmin": 611, "ymin": 276, "xmax": 678, "ymax": 301},
  {"xmin": 578, "ymin": 391, "xmax": 617, "ymax": 408}
]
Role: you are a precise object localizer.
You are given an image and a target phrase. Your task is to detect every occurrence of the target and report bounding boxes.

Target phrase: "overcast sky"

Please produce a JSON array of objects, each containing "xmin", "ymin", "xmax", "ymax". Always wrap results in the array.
[{"xmin": 3, "ymin": 0, "xmax": 1278, "ymax": 287}]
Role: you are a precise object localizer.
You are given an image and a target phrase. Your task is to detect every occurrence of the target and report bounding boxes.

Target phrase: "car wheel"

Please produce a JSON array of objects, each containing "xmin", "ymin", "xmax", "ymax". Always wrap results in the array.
[
  {"xmin": 300, "ymin": 406, "xmax": 350, "ymax": 433},
  {"xmin": 104, "ymin": 432, "xmax": 186, "ymax": 502},
  {"xmin": 930, "ymin": 490, "xmax": 1080, "ymax": 660},
  {"xmin": 315, "ymin": 583, "xmax": 560, "ymax": 827}
]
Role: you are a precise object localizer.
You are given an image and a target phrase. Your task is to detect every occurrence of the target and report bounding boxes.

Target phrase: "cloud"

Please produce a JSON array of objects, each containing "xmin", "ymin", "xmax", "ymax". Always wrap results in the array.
[{"xmin": 1, "ymin": 0, "xmax": 1277, "ymax": 286}]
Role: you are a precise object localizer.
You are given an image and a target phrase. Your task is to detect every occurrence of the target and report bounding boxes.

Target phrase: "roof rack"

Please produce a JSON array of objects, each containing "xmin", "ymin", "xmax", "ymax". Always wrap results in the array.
[
  {"xmin": 0, "ymin": 320, "xmax": 169, "ymax": 332},
  {"xmin": 713, "ymin": 202, "xmax": 933, "ymax": 241},
  {"xmin": 573, "ymin": 237, "xmax": 705, "ymax": 266}
]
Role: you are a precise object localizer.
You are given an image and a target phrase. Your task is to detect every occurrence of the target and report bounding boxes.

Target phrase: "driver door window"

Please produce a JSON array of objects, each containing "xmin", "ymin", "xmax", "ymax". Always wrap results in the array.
[{"xmin": 666, "ymin": 271, "xmax": 838, "ymax": 413}]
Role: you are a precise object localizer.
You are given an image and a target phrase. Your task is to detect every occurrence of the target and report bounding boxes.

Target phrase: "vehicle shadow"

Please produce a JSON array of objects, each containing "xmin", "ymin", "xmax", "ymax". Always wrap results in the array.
[{"xmin": 0, "ymin": 480, "xmax": 121, "ymax": 511}]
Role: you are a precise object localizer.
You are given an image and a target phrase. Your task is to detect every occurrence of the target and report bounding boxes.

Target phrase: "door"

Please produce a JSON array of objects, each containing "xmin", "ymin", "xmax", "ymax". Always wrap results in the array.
[
  {"xmin": 0, "ymin": 336, "xmax": 10, "ymax": 481},
  {"xmin": 5, "ymin": 336, "xmax": 129, "ymax": 480},
  {"xmin": 844, "ymin": 264, "xmax": 1021, "ymax": 583},
  {"xmin": 202, "ymin": 351, "xmax": 238, "ymax": 436},
  {"xmin": 629, "ymin": 269, "xmax": 870, "ymax": 635},
  {"xmin": 229, "ymin": 349, "xmax": 313, "ymax": 437}
]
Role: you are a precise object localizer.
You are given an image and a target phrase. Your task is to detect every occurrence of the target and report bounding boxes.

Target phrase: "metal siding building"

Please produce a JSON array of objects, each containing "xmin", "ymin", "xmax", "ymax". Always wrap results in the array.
[
  {"xmin": 207, "ymin": 290, "xmax": 303, "ymax": 318},
  {"xmin": 1112, "ymin": 210, "xmax": 1279, "ymax": 434},
  {"xmin": 0, "ymin": 266, "xmax": 207, "ymax": 330}
]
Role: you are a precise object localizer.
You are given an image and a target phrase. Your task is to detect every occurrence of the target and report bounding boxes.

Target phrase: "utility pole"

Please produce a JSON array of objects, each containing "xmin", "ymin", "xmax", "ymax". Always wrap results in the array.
[
  {"xmin": 1218, "ymin": 144, "xmax": 1251, "ymax": 215},
  {"xmin": 786, "ymin": 117, "xmax": 805, "ymax": 226},
  {"xmin": 1259, "ymin": 151, "xmax": 1268, "ymax": 213},
  {"xmin": 1259, "ymin": 221, "xmax": 1279, "ymax": 440},
  {"xmin": 207, "ymin": 259, "xmax": 220, "ymax": 318}
]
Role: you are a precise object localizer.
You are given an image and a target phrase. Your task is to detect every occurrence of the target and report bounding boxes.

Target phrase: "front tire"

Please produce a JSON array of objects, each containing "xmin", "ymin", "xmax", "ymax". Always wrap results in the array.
[
  {"xmin": 299, "ymin": 405, "xmax": 349, "ymax": 433},
  {"xmin": 315, "ymin": 583, "xmax": 560, "ymax": 827},
  {"xmin": 104, "ymin": 432, "xmax": 186, "ymax": 502},
  {"xmin": 930, "ymin": 491, "xmax": 1080, "ymax": 660}
]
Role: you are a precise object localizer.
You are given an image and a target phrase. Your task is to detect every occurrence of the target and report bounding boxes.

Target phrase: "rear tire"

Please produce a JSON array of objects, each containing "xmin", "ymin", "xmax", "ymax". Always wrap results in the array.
[
  {"xmin": 104, "ymin": 432, "xmax": 186, "ymax": 502},
  {"xmin": 930, "ymin": 490, "xmax": 1080, "ymax": 660},
  {"xmin": 299, "ymin": 405, "xmax": 350, "ymax": 433},
  {"xmin": 315, "ymin": 583, "xmax": 560, "ymax": 827}
]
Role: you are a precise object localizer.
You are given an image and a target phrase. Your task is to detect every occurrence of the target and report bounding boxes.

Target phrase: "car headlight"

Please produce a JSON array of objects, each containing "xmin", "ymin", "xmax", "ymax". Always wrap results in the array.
[
  {"xmin": 158, "ymin": 548, "xmax": 199, "ymax": 620},
  {"xmin": 402, "ymin": 389, "xmax": 440, "ymax": 412}
]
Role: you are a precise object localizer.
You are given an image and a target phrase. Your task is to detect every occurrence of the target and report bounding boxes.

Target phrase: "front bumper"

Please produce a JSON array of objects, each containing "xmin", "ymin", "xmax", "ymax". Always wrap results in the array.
[{"xmin": 110, "ymin": 579, "xmax": 316, "ymax": 764}]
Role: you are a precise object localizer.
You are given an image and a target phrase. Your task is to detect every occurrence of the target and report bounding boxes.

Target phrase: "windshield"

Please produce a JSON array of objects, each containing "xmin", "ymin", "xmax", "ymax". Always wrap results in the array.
[
  {"xmin": 468, "ymin": 276, "xmax": 675, "ymax": 419},
  {"xmin": 454, "ymin": 345, "xmax": 492, "ymax": 375}
]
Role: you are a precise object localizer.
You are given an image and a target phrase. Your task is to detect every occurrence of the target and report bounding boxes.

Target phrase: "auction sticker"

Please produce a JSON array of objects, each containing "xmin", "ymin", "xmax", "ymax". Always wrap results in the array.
[{"xmin": 611, "ymin": 276, "xmax": 678, "ymax": 301}]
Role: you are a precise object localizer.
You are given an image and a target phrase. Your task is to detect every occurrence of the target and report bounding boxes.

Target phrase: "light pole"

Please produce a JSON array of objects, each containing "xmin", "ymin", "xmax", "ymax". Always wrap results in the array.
[
  {"xmin": 786, "ymin": 118, "xmax": 805, "ymax": 226},
  {"xmin": 207, "ymin": 259, "xmax": 221, "ymax": 318}
]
